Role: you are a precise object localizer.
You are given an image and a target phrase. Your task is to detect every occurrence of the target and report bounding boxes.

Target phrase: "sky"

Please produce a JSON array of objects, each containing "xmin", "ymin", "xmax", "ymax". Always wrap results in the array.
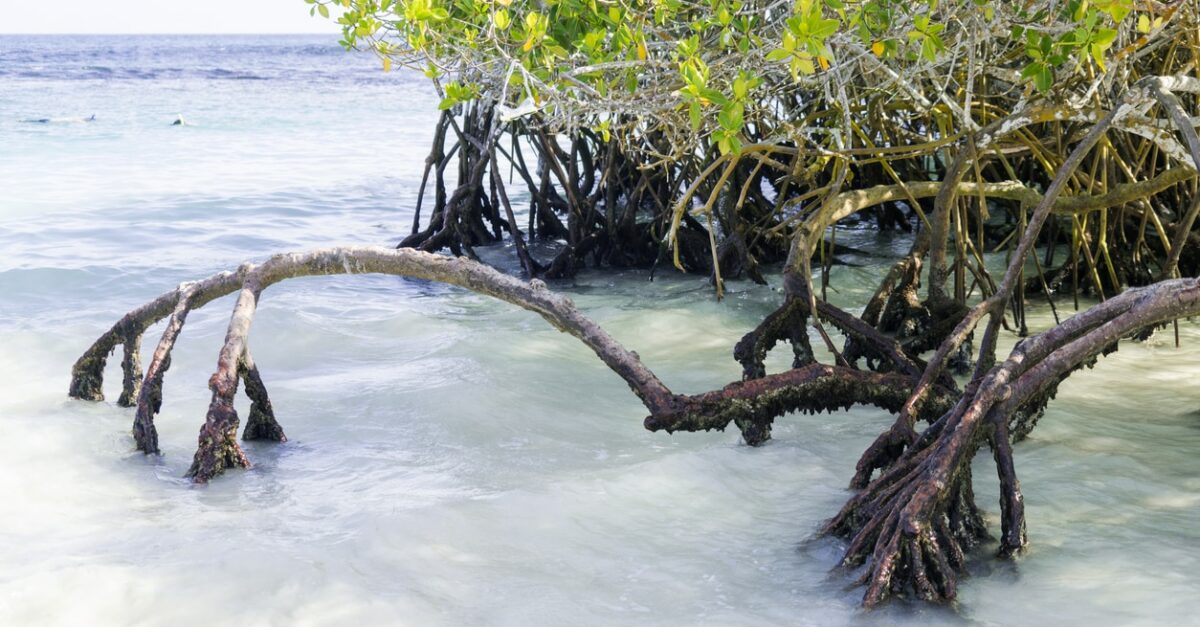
[{"xmin": 2, "ymin": 0, "xmax": 342, "ymax": 34}]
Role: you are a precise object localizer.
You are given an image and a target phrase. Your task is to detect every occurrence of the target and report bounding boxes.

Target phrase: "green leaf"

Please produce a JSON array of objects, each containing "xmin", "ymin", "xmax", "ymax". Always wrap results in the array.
[
  {"xmin": 733, "ymin": 77, "xmax": 748, "ymax": 99},
  {"xmin": 810, "ymin": 18, "xmax": 839, "ymax": 40},
  {"xmin": 318, "ymin": 3, "xmax": 330, "ymax": 18},
  {"xmin": 921, "ymin": 37, "xmax": 937, "ymax": 62},
  {"xmin": 1022, "ymin": 62, "xmax": 1053, "ymax": 92},
  {"xmin": 790, "ymin": 52, "xmax": 815, "ymax": 76},
  {"xmin": 1093, "ymin": 28, "xmax": 1117, "ymax": 49},
  {"xmin": 717, "ymin": 135, "xmax": 732, "ymax": 155},
  {"xmin": 1090, "ymin": 43, "xmax": 1107, "ymax": 70},
  {"xmin": 719, "ymin": 103, "xmax": 743, "ymax": 131},
  {"xmin": 724, "ymin": 134, "xmax": 742, "ymax": 155},
  {"xmin": 699, "ymin": 87, "xmax": 728, "ymax": 106}
]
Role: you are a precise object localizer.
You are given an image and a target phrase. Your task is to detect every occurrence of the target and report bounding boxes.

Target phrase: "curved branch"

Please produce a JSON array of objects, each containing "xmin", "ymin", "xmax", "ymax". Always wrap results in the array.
[
  {"xmin": 75, "ymin": 247, "xmax": 686, "ymax": 481},
  {"xmin": 643, "ymin": 363, "xmax": 955, "ymax": 435},
  {"xmin": 829, "ymin": 276, "xmax": 1200, "ymax": 606},
  {"xmin": 70, "ymin": 270, "xmax": 246, "ymax": 402},
  {"xmin": 75, "ymin": 246, "xmax": 949, "ymax": 484}
]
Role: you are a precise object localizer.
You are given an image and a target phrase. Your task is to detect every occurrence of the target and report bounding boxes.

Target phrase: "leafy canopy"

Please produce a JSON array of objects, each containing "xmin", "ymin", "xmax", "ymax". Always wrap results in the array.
[{"xmin": 310, "ymin": 0, "xmax": 1151, "ymax": 155}]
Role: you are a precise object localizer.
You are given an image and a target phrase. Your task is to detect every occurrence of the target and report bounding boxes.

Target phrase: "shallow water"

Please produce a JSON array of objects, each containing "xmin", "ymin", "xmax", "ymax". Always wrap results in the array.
[{"xmin": 1, "ymin": 35, "xmax": 1198, "ymax": 626}]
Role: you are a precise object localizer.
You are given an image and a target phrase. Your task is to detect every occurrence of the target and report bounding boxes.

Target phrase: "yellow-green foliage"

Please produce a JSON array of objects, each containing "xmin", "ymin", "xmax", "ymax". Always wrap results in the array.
[{"xmin": 307, "ymin": 0, "xmax": 1160, "ymax": 155}]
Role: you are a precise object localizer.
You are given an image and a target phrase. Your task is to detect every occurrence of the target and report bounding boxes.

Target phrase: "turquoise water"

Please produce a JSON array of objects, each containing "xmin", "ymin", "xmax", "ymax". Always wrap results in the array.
[{"xmin": 1, "ymin": 35, "xmax": 1198, "ymax": 625}]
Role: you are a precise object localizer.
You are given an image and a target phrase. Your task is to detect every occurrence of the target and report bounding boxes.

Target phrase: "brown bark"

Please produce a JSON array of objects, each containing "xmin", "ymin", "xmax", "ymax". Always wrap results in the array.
[
  {"xmin": 65, "ymin": 75, "xmax": 1200, "ymax": 609},
  {"xmin": 74, "ymin": 247, "xmax": 683, "ymax": 481},
  {"xmin": 74, "ymin": 246, "xmax": 953, "ymax": 483},
  {"xmin": 240, "ymin": 352, "xmax": 286, "ymax": 442},
  {"xmin": 829, "ymin": 276, "xmax": 1200, "ymax": 606}
]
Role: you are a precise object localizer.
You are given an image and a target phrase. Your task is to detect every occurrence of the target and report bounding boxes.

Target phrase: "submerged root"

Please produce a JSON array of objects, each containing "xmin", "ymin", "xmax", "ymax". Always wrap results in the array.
[
  {"xmin": 133, "ymin": 285, "xmax": 196, "ymax": 454},
  {"xmin": 829, "ymin": 277, "xmax": 1200, "ymax": 605},
  {"xmin": 77, "ymin": 246, "xmax": 962, "ymax": 482},
  {"xmin": 827, "ymin": 410, "xmax": 1002, "ymax": 606},
  {"xmin": 186, "ymin": 395, "xmax": 251, "ymax": 481},
  {"xmin": 74, "ymin": 247, "xmax": 678, "ymax": 482},
  {"xmin": 240, "ymin": 353, "xmax": 285, "ymax": 442}
]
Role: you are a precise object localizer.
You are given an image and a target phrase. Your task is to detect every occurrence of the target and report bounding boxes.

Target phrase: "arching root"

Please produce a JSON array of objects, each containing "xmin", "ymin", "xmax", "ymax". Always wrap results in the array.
[
  {"xmin": 183, "ymin": 352, "xmax": 284, "ymax": 481},
  {"xmin": 733, "ymin": 297, "xmax": 813, "ymax": 382},
  {"xmin": 74, "ymin": 247, "xmax": 678, "ymax": 482},
  {"xmin": 731, "ymin": 297, "xmax": 813, "ymax": 444},
  {"xmin": 77, "ymin": 247, "xmax": 957, "ymax": 483},
  {"xmin": 827, "ymin": 277, "xmax": 1200, "ymax": 606},
  {"xmin": 186, "ymin": 277, "xmax": 262, "ymax": 481},
  {"xmin": 70, "ymin": 303, "xmax": 172, "ymax": 405},
  {"xmin": 730, "ymin": 279, "xmax": 935, "ymax": 445},
  {"xmin": 117, "ymin": 334, "xmax": 142, "ymax": 407},
  {"xmin": 644, "ymin": 363, "xmax": 955, "ymax": 436}
]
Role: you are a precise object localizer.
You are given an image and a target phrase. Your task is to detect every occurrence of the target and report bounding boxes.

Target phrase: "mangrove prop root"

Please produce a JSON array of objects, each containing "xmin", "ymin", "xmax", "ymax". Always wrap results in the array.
[
  {"xmin": 117, "ymin": 334, "xmax": 143, "ymax": 407},
  {"xmin": 133, "ymin": 285, "xmax": 196, "ymax": 454},
  {"xmin": 68, "ymin": 249, "xmax": 1200, "ymax": 605},
  {"xmin": 828, "ymin": 277, "xmax": 1200, "ymax": 607},
  {"xmin": 240, "ymin": 352, "xmax": 286, "ymax": 442},
  {"xmin": 187, "ymin": 275, "xmax": 263, "ymax": 481},
  {"xmin": 75, "ymin": 247, "xmax": 945, "ymax": 482},
  {"xmin": 98, "ymin": 247, "xmax": 681, "ymax": 481},
  {"xmin": 731, "ymin": 297, "xmax": 812, "ymax": 444},
  {"xmin": 644, "ymin": 363, "xmax": 954, "ymax": 436},
  {"xmin": 734, "ymin": 297, "xmax": 813, "ymax": 382}
]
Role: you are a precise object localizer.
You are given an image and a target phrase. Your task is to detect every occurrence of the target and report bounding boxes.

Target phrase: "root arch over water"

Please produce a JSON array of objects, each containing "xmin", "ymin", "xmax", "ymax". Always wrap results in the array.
[
  {"xmin": 72, "ymin": 246, "xmax": 930, "ymax": 483},
  {"xmin": 69, "ymin": 246, "xmax": 1200, "ymax": 607},
  {"xmin": 69, "ymin": 76, "xmax": 1200, "ymax": 608}
]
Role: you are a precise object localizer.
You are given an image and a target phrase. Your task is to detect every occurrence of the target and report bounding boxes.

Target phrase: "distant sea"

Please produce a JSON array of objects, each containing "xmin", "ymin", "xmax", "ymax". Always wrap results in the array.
[{"xmin": 0, "ymin": 34, "xmax": 439, "ymax": 220}]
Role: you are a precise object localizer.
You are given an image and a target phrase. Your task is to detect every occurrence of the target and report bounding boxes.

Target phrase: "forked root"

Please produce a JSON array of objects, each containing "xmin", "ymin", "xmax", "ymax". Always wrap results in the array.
[
  {"xmin": 68, "ymin": 246, "xmax": 1200, "ymax": 604},
  {"xmin": 73, "ymin": 247, "xmax": 681, "ymax": 482},
  {"xmin": 730, "ymin": 274, "xmax": 937, "ymax": 446},
  {"xmin": 826, "ymin": 277, "xmax": 1200, "ymax": 606},
  {"xmin": 74, "ymin": 247, "xmax": 951, "ymax": 483}
]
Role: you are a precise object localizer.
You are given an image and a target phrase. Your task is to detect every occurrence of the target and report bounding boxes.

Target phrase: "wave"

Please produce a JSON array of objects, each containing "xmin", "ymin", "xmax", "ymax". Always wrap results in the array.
[{"xmin": 0, "ymin": 34, "xmax": 400, "ymax": 83}]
